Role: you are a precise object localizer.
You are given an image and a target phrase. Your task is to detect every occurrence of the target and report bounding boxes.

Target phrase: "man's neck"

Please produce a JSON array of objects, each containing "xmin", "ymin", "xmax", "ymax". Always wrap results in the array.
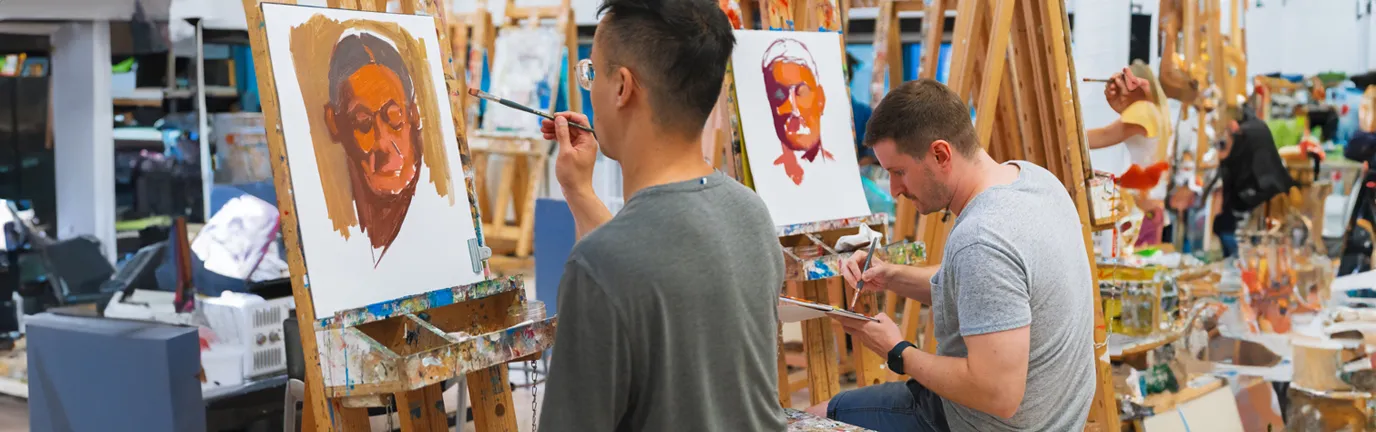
[
  {"xmin": 618, "ymin": 131, "xmax": 715, "ymax": 199},
  {"xmin": 946, "ymin": 154, "xmax": 1018, "ymax": 216}
]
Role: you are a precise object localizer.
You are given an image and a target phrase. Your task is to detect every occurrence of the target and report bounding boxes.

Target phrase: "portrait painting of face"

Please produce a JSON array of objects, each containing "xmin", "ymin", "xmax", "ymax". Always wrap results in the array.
[
  {"xmin": 731, "ymin": 30, "xmax": 869, "ymax": 226},
  {"xmin": 262, "ymin": 4, "xmax": 483, "ymax": 317}
]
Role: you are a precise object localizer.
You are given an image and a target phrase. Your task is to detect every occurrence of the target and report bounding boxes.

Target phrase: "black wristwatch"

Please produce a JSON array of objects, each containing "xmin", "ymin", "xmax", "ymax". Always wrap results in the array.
[{"xmin": 887, "ymin": 341, "xmax": 915, "ymax": 375}]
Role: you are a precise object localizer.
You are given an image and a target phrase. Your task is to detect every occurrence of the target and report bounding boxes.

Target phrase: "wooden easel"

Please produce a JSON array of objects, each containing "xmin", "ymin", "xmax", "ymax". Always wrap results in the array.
[
  {"xmin": 241, "ymin": 1, "xmax": 554, "ymax": 430},
  {"xmin": 870, "ymin": 0, "xmax": 956, "ymax": 362},
  {"xmin": 864, "ymin": 0, "xmax": 1120, "ymax": 429},
  {"xmin": 448, "ymin": 0, "xmax": 496, "ymax": 131},
  {"xmin": 469, "ymin": 0, "xmax": 578, "ymax": 273},
  {"xmin": 725, "ymin": 0, "xmax": 928, "ymax": 408}
]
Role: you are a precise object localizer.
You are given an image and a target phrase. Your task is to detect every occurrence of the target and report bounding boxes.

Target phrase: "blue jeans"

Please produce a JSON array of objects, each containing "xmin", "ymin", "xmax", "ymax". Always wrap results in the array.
[
  {"xmin": 1218, "ymin": 233, "xmax": 1238, "ymax": 258},
  {"xmin": 827, "ymin": 380, "xmax": 949, "ymax": 432}
]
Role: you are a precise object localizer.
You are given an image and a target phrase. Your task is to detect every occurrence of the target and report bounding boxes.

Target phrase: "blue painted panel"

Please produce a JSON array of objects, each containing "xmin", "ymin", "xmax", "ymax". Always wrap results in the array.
[
  {"xmin": 901, "ymin": 43, "xmax": 952, "ymax": 83},
  {"xmin": 534, "ymin": 198, "xmax": 577, "ymax": 307}
]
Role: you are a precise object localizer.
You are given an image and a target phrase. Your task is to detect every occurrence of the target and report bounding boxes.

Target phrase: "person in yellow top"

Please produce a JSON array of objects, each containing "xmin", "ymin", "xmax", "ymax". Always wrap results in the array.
[{"xmin": 1087, "ymin": 61, "xmax": 1172, "ymax": 246}]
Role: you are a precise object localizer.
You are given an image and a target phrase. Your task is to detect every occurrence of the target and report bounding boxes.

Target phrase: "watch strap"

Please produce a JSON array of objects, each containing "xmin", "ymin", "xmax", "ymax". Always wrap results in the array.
[{"xmin": 887, "ymin": 341, "xmax": 915, "ymax": 375}]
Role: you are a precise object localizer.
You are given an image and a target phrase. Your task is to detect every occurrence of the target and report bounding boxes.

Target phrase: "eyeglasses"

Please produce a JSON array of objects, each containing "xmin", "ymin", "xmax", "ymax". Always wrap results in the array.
[
  {"xmin": 345, "ymin": 100, "xmax": 406, "ymax": 152},
  {"xmin": 576, "ymin": 58, "xmax": 595, "ymax": 91}
]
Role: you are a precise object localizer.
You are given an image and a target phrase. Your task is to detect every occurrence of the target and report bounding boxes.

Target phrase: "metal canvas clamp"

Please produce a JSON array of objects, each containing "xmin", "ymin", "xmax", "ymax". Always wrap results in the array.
[{"xmin": 469, "ymin": 238, "xmax": 493, "ymax": 273}]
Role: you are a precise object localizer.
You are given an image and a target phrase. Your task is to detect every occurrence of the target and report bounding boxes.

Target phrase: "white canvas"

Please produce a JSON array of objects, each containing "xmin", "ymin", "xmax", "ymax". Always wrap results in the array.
[
  {"xmin": 482, "ymin": 27, "xmax": 564, "ymax": 135},
  {"xmin": 262, "ymin": 4, "xmax": 484, "ymax": 317},
  {"xmin": 731, "ymin": 30, "xmax": 871, "ymax": 227}
]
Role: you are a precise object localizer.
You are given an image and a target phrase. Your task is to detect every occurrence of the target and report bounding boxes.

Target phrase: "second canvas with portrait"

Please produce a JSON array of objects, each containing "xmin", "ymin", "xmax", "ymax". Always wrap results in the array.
[
  {"xmin": 261, "ymin": 4, "xmax": 483, "ymax": 317},
  {"xmin": 731, "ymin": 30, "xmax": 871, "ymax": 227}
]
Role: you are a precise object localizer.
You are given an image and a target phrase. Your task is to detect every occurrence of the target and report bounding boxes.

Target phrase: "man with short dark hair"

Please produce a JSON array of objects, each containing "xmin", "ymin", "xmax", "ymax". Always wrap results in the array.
[
  {"xmin": 805, "ymin": 79, "xmax": 1095, "ymax": 431},
  {"xmin": 537, "ymin": 0, "xmax": 786, "ymax": 430}
]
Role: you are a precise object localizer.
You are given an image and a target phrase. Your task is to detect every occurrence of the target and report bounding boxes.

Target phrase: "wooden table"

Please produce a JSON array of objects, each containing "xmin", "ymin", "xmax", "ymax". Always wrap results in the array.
[{"xmin": 785, "ymin": 408, "xmax": 873, "ymax": 432}]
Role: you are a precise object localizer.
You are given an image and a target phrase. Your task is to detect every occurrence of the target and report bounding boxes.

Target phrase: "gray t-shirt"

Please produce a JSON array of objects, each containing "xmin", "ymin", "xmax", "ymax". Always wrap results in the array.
[
  {"xmin": 539, "ymin": 171, "xmax": 787, "ymax": 432},
  {"xmin": 930, "ymin": 161, "xmax": 1095, "ymax": 431}
]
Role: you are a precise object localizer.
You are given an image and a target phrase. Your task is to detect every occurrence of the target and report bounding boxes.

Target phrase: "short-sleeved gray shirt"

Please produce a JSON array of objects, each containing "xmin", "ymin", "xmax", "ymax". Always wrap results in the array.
[
  {"xmin": 928, "ymin": 161, "xmax": 1095, "ymax": 431},
  {"xmin": 539, "ymin": 172, "xmax": 787, "ymax": 432}
]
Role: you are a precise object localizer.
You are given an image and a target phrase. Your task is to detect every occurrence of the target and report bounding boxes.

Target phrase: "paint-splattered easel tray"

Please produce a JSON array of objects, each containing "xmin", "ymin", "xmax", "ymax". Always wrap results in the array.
[
  {"xmin": 785, "ymin": 241, "xmax": 926, "ymax": 281},
  {"xmin": 773, "ymin": 213, "xmax": 927, "ymax": 281},
  {"xmin": 316, "ymin": 285, "xmax": 556, "ymax": 399}
]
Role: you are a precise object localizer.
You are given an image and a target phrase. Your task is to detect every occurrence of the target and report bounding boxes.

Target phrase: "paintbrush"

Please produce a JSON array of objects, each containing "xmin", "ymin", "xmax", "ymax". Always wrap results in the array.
[
  {"xmin": 1082, "ymin": 78, "xmax": 1112, "ymax": 83},
  {"xmin": 466, "ymin": 88, "xmax": 595, "ymax": 134},
  {"xmin": 849, "ymin": 241, "xmax": 879, "ymax": 311}
]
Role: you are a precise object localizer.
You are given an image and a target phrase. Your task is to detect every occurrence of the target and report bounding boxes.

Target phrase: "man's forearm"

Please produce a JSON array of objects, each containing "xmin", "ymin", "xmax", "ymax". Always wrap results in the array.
[
  {"xmin": 890, "ymin": 265, "xmax": 936, "ymax": 305},
  {"xmin": 901, "ymin": 347, "xmax": 1019, "ymax": 419},
  {"xmin": 565, "ymin": 188, "xmax": 613, "ymax": 240}
]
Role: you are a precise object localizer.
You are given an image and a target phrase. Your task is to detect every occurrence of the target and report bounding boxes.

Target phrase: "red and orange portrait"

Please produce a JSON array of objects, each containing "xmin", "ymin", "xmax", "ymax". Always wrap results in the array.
[
  {"xmin": 730, "ymin": 30, "xmax": 870, "ymax": 227},
  {"xmin": 262, "ymin": 4, "xmax": 484, "ymax": 316}
]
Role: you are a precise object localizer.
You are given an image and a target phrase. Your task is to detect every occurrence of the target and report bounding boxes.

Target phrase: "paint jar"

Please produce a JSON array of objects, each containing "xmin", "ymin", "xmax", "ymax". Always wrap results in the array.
[{"xmin": 509, "ymin": 300, "xmax": 546, "ymax": 324}]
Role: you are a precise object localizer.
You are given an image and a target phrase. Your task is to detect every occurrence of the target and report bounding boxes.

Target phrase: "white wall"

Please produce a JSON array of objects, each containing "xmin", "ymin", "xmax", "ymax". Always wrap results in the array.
[
  {"xmin": 52, "ymin": 22, "xmax": 117, "ymax": 262},
  {"xmin": 1072, "ymin": 0, "xmax": 1135, "ymax": 175},
  {"xmin": 447, "ymin": 0, "xmax": 603, "ymax": 26},
  {"xmin": 1246, "ymin": 1, "xmax": 1371, "ymax": 76}
]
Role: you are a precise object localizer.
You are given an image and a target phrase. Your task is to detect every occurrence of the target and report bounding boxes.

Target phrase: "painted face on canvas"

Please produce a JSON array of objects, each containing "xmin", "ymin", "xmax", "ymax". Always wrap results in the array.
[
  {"xmin": 318, "ymin": 31, "xmax": 436, "ymax": 265},
  {"xmin": 330, "ymin": 62, "xmax": 422, "ymax": 196},
  {"xmin": 761, "ymin": 39, "xmax": 832, "ymax": 185},
  {"xmin": 873, "ymin": 139, "xmax": 951, "ymax": 215}
]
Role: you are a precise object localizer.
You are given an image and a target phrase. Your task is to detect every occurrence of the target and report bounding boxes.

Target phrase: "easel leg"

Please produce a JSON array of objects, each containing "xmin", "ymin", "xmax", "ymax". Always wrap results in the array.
[
  {"xmin": 302, "ymin": 389, "xmax": 318, "ymax": 432},
  {"xmin": 801, "ymin": 279, "xmax": 841, "ymax": 405},
  {"xmin": 394, "ymin": 384, "xmax": 449, "ymax": 432},
  {"xmin": 326, "ymin": 399, "xmax": 370, "ymax": 432},
  {"xmin": 467, "ymin": 365, "xmax": 519, "ymax": 431},
  {"xmin": 852, "ymin": 293, "xmax": 887, "ymax": 388},
  {"xmin": 777, "ymin": 321, "xmax": 791, "ymax": 408}
]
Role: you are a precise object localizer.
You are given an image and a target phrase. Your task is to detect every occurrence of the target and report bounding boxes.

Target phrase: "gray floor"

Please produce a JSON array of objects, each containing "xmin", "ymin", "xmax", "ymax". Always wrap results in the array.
[
  {"xmin": 0, "ymin": 396, "xmax": 26, "ymax": 432},
  {"xmin": 0, "ymin": 385, "xmax": 542, "ymax": 432}
]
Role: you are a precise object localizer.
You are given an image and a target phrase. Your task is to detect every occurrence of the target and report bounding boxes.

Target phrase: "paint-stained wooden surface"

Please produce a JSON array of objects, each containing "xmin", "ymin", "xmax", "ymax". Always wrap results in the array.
[
  {"xmin": 468, "ymin": 365, "xmax": 517, "ymax": 431},
  {"xmin": 395, "ymin": 385, "xmax": 449, "ymax": 432}
]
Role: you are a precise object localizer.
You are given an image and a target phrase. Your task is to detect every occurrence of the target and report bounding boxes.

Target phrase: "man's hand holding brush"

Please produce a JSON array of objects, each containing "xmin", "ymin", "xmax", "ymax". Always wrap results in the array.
[{"xmin": 542, "ymin": 112, "xmax": 610, "ymax": 239}]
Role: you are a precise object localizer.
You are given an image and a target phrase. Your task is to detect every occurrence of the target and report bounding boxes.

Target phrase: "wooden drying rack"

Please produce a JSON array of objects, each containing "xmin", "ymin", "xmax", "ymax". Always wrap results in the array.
[{"xmin": 241, "ymin": 0, "xmax": 555, "ymax": 430}]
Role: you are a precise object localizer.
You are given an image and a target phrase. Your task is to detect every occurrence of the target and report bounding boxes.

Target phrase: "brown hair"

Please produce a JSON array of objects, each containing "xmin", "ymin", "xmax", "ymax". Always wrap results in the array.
[{"xmin": 863, "ymin": 79, "xmax": 979, "ymax": 158}]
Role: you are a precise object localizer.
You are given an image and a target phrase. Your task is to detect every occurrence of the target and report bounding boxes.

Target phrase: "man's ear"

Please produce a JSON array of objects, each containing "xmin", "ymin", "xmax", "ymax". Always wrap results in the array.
[
  {"xmin": 324, "ymin": 104, "xmax": 341, "ymax": 140},
  {"xmin": 930, "ymin": 139, "xmax": 953, "ymax": 166},
  {"xmin": 615, "ymin": 67, "xmax": 634, "ymax": 108}
]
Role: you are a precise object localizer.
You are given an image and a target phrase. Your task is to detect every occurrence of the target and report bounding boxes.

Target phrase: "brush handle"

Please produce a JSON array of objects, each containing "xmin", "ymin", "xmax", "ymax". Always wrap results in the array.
[
  {"xmin": 494, "ymin": 98, "xmax": 596, "ymax": 133},
  {"xmin": 849, "ymin": 242, "xmax": 878, "ymax": 310}
]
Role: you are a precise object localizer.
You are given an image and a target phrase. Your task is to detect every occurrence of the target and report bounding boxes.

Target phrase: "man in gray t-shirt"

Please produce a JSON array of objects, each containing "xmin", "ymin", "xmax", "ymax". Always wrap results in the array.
[
  {"xmin": 807, "ymin": 79, "xmax": 1094, "ymax": 431},
  {"xmin": 535, "ymin": 0, "xmax": 786, "ymax": 431}
]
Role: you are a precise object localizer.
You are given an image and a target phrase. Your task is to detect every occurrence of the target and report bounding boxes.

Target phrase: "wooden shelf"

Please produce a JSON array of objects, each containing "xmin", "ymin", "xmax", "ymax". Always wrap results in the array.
[{"xmin": 1109, "ymin": 332, "xmax": 1180, "ymax": 361}]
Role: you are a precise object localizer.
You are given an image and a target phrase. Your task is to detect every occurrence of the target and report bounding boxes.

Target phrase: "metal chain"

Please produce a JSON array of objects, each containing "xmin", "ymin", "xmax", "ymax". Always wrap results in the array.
[
  {"xmin": 529, "ymin": 359, "xmax": 539, "ymax": 432},
  {"xmin": 386, "ymin": 395, "xmax": 396, "ymax": 432}
]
